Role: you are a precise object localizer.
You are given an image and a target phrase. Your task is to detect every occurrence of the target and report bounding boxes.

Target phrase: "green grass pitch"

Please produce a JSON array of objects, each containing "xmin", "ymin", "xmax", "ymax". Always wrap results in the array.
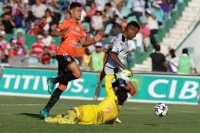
[{"xmin": 0, "ymin": 96, "xmax": 200, "ymax": 133}]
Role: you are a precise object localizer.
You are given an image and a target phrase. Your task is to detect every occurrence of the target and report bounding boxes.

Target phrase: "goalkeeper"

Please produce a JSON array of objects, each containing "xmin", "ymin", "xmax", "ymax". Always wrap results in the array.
[{"xmin": 45, "ymin": 73, "xmax": 129, "ymax": 124}]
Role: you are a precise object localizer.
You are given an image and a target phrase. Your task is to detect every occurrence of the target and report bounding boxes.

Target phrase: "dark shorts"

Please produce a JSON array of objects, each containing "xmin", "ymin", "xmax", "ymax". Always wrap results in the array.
[{"xmin": 56, "ymin": 54, "xmax": 75, "ymax": 76}]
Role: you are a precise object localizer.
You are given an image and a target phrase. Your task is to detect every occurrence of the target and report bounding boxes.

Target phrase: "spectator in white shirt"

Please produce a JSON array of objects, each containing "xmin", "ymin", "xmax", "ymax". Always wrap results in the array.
[
  {"xmin": 81, "ymin": 9, "xmax": 87, "ymax": 22},
  {"xmin": 91, "ymin": 11, "xmax": 103, "ymax": 31},
  {"xmin": 32, "ymin": 0, "xmax": 47, "ymax": 19},
  {"xmin": 104, "ymin": 2, "xmax": 121, "ymax": 26},
  {"xmin": 166, "ymin": 48, "xmax": 177, "ymax": 73},
  {"xmin": 42, "ymin": 31, "xmax": 52, "ymax": 46},
  {"xmin": 170, "ymin": 48, "xmax": 198, "ymax": 74},
  {"xmin": 40, "ymin": 16, "xmax": 50, "ymax": 31},
  {"xmin": 95, "ymin": 0, "xmax": 105, "ymax": 11},
  {"xmin": 109, "ymin": 0, "xmax": 117, "ymax": 7},
  {"xmin": 127, "ymin": 40, "xmax": 136, "ymax": 69},
  {"xmin": 134, "ymin": 32, "xmax": 143, "ymax": 63},
  {"xmin": 145, "ymin": 9, "xmax": 158, "ymax": 48},
  {"xmin": 105, "ymin": 3, "xmax": 121, "ymax": 19},
  {"xmin": 128, "ymin": 0, "xmax": 146, "ymax": 21}
]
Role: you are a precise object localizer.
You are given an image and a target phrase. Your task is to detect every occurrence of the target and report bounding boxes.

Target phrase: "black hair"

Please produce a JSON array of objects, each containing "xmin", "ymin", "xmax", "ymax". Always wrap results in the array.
[
  {"xmin": 1, "ymin": 13, "xmax": 5, "ymax": 18},
  {"xmin": 114, "ymin": 14, "xmax": 119, "ymax": 18},
  {"xmin": 17, "ymin": 9, "xmax": 23, "ymax": 17},
  {"xmin": 115, "ymin": 87, "xmax": 128, "ymax": 106},
  {"xmin": 105, "ymin": 2, "xmax": 112, "ymax": 7},
  {"xmin": 123, "ymin": 16, "xmax": 127, "ymax": 19},
  {"xmin": 62, "ymin": 6, "xmax": 67, "ymax": 11},
  {"xmin": 182, "ymin": 48, "xmax": 188, "ymax": 55},
  {"xmin": 169, "ymin": 49, "xmax": 176, "ymax": 58},
  {"xmin": 126, "ymin": 21, "xmax": 140, "ymax": 31},
  {"xmin": 4, "ymin": 13, "xmax": 10, "ymax": 16},
  {"xmin": 155, "ymin": 45, "xmax": 160, "ymax": 51},
  {"xmin": 10, "ymin": 38, "xmax": 14, "ymax": 42},
  {"xmin": 91, "ymin": 1, "xmax": 96, "ymax": 6},
  {"xmin": 112, "ymin": 80, "xmax": 128, "ymax": 106},
  {"xmin": 95, "ymin": 11, "xmax": 102, "ymax": 15},
  {"xmin": 42, "ymin": 16, "xmax": 46, "ymax": 19},
  {"xmin": 45, "ymin": 9, "xmax": 51, "ymax": 13},
  {"xmin": 43, "ymin": 46, "xmax": 48, "ymax": 49},
  {"xmin": 70, "ymin": 2, "xmax": 82, "ymax": 10}
]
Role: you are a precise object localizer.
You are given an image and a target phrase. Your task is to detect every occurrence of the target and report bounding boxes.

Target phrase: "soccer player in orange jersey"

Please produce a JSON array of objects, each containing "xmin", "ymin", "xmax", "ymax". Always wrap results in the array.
[{"xmin": 40, "ymin": 2, "xmax": 103, "ymax": 118}]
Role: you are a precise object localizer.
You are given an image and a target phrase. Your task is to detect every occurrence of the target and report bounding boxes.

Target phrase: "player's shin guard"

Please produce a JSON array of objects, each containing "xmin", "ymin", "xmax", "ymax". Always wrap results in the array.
[{"xmin": 44, "ymin": 88, "xmax": 63, "ymax": 111}]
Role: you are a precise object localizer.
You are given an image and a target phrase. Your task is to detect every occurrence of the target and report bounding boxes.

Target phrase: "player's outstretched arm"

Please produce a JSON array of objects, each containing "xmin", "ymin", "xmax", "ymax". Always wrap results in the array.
[
  {"xmin": 50, "ymin": 28, "xmax": 69, "ymax": 37},
  {"xmin": 99, "ymin": 70, "xmax": 105, "ymax": 82},
  {"xmin": 110, "ymin": 52, "xmax": 129, "ymax": 71},
  {"xmin": 80, "ymin": 31, "xmax": 104, "ymax": 47}
]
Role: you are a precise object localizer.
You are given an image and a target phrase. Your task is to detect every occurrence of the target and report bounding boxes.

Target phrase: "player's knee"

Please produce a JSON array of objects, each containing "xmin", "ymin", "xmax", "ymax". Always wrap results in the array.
[
  {"xmin": 129, "ymin": 86, "xmax": 138, "ymax": 96},
  {"xmin": 58, "ymin": 84, "xmax": 68, "ymax": 91},
  {"xmin": 130, "ymin": 89, "xmax": 137, "ymax": 96},
  {"xmin": 73, "ymin": 71, "xmax": 82, "ymax": 79}
]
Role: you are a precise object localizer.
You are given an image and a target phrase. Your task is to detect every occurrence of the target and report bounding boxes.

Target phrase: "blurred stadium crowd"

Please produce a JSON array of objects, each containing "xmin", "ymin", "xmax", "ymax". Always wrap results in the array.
[{"xmin": 0, "ymin": 0, "xmax": 179, "ymax": 71}]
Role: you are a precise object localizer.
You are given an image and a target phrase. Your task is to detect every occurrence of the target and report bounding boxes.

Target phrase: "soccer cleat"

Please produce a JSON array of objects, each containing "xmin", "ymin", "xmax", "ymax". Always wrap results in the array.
[
  {"xmin": 40, "ymin": 109, "xmax": 49, "ymax": 118},
  {"xmin": 116, "ymin": 117, "xmax": 122, "ymax": 123},
  {"xmin": 47, "ymin": 78, "xmax": 56, "ymax": 95}
]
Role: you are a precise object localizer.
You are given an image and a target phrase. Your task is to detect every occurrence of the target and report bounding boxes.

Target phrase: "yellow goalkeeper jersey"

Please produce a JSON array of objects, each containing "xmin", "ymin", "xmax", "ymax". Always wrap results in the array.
[{"xmin": 75, "ymin": 74, "xmax": 119, "ymax": 124}]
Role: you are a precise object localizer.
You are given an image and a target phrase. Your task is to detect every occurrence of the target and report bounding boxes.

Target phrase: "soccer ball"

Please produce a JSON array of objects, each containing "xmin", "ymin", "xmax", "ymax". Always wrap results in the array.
[{"xmin": 154, "ymin": 103, "xmax": 168, "ymax": 117}]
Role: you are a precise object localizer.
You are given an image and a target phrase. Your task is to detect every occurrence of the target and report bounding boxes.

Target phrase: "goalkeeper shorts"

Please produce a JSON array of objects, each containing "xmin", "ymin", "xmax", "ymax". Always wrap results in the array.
[{"xmin": 73, "ymin": 104, "xmax": 99, "ymax": 124}]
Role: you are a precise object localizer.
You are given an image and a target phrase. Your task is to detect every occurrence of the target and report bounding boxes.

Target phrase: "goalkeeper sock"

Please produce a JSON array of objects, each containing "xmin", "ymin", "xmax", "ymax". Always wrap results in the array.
[
  {"xmin": 67, "ymin": 110, "xmax": 77, "ymax": 123},
  {"xmin": 44, "ymin": 88, "xmax": 63, "ymax": 112}
]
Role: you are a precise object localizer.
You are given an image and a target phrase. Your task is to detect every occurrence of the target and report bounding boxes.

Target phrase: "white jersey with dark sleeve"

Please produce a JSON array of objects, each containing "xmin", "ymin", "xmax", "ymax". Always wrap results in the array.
[{"xmin": 104, "ymin": 33, "xmax": 129, "ymax": 74}]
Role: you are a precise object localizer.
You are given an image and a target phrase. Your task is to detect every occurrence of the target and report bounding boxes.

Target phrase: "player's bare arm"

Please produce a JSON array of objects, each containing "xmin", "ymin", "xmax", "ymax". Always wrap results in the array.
[
  {"xmin": 110, "ymin": 52, "xmax": 128, "ymax": 70},
  {"xmin": 80, "ymin": 31, "xmax": 104, "ymax": 47},
  {"xmin": 50, "ymin": 27, "xmax": 69, "ymax": 37},
  {"xmin": 194, "ymin": 68, "xmax": 198, "ymax": 74}
]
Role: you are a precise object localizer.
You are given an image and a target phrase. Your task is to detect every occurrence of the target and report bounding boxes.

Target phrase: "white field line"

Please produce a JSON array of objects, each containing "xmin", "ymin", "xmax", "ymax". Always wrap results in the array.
[{"xmin": 0, "ymin": 104, "xmax": 43, "ymax": 106}]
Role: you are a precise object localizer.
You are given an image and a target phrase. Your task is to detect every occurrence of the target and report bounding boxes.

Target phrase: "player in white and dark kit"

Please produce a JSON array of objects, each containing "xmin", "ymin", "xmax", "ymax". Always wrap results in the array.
[
  {"xmin": 105, "ymin": 33, "xmax": 129, "ymax": 74},
  {"xmin": 99, "ymin": 21, "xmax": 140, "ymax": 122},
  {"xmin": 101, "ymin": 21, "xmax": 139, "ymax": 95}
]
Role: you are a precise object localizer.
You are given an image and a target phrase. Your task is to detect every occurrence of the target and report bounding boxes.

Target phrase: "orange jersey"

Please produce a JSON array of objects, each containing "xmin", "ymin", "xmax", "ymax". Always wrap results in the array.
[{"xmin": 56, "ymin": 18, "xmax": 85, "ymax": 57}]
